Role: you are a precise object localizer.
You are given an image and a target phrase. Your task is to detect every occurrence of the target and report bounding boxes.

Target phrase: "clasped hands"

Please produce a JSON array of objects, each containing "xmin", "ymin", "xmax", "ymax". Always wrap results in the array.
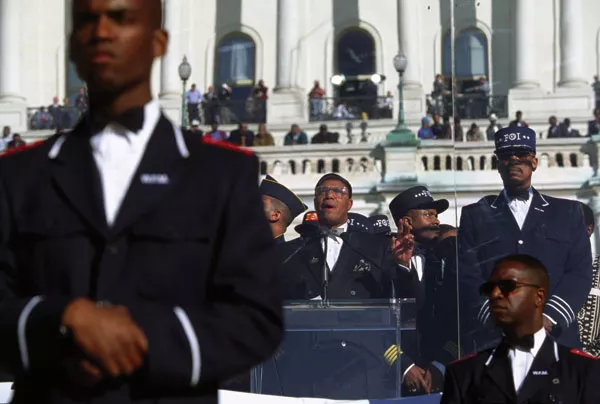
[{"xmin": 61, "ymin": 298, "xmax": 148, "ymax": 386}]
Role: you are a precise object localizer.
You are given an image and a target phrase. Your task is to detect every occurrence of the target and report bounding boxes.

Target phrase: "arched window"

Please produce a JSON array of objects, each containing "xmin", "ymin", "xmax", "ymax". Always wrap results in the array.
[
  {"xmin": 336, "ymin": 29, "xmax": 376, "ymax": 77},
  {"xmin": 215, "ymin": 33, "xmax": 256, "ymax": 87},
  {"xmin": 443, "ymin": 28, "xmax": 488, "ymax": 79}
]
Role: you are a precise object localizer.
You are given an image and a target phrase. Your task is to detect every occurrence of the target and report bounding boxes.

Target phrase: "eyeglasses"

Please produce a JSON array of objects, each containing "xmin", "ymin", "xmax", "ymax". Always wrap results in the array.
[
  {"xmin": 497, "ymin": 151, "xmax": 535, "ymax": 162},
  {"xmin": 479, "ymin": 279, "xmax": 540, "ymax": 297},
  {"xmin": 315, "ymin": 186, "xmax": 348, "ymax": 198}
]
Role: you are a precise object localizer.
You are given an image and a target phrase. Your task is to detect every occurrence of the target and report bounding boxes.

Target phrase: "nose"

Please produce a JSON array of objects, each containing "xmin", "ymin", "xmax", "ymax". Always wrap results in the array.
[
  {"xmin": 432, "ymin": 216, "xmax": 440, "ymax": 226},
  {"xmin": 93, "ymin": 15, "xmax": 114, "ymax": 40},
  {"xmin": 489, "ymin": 285, "xmax": 503, "ymax": 300}
]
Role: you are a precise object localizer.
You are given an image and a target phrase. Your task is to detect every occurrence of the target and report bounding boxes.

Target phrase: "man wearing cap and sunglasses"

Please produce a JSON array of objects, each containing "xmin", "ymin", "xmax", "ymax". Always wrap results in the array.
[
  {"xmin": 387, "ymin": 186, "xmax": 459, "ymax": 395},
  {"xmin": 442, "ymin": 254, "xmax": 600, "ymax": 404},
  {"xmin": 458, "ymin": 126, "xmax": 591, "ymax": 353}
]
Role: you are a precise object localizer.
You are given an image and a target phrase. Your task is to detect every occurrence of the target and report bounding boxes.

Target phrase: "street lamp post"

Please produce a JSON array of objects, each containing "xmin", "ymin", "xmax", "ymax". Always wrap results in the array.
[
  {"xmin": 385, "ymin": 53, "xmax": 418, "ymax": 146},
  {"xmin": 178, "ymin": 55, "xmax": 192, "ymax": 128}
]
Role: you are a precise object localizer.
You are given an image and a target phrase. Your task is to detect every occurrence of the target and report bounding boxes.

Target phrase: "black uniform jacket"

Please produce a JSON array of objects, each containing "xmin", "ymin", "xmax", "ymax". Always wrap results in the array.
[
  {"xmin": 281, "ymin": 231, "xmax": 416, "ymax": 300},
  {"xmin": 459, "ymin": 190, "xmax": 592, "ymax": 349},
  {"xmin": 442, "ymin": 336, "xmax": 600, "ymax": 404},
  {"xmin": 0, "ymin": 115, "xmax": 283, "ymax": 403}
]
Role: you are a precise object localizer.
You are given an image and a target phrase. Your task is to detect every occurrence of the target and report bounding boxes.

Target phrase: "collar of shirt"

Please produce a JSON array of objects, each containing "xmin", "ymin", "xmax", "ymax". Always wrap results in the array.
[
  {"xmin": 90, "ymin": 100, "xmax": 160, "ymax": 157},
  {"xmin": 327, "ymin": 223, "xmax": 348, "ymax": 244},
  {"xmin": 507, "ymin": 327, "xmax": 547, "ymax": 356},
  {"xmin": 503, "ymin": 187, "xmax": 533, "ymax": 204}
]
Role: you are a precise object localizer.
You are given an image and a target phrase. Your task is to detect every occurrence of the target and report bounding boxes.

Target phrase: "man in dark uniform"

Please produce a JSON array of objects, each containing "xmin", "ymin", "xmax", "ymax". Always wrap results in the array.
[
  {"xmin": 260, "ymin": 175, "xmax": 307, "ymax": 243},
  {"xmin": 388, "ymin": 186, "xmax": 458, "ymax": 395},
  {"xmin": 0, "ymin": 0, "xmax": 283, "ymax": 403},
  {"xmin": 282, "ymin": 173, "xmax": 415, "ymax": 300},
  {"xmin": 273, "ymin": 174, "xmax": 419, "ymax": 400},
  {"xmin": 442, "ymin": 254, "xmax": 600, "ymax": 404},
  {"xmin": 459, "ymin": 126, "xmax": 591, "ymax": 352}
]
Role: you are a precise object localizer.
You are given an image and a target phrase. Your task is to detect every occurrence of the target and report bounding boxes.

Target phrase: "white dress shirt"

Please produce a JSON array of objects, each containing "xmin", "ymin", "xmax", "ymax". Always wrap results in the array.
[
  {"xmin": 503, "ymin": 188, "xmax": 533, "ymax": 230},
  {"xmin": 90, "ymin": 101, "xmax": 160, "ymax": 226},
  {"xmin": 507, "ymin": 327, "xmax": 547, "ymax": 392},
  {"xmin": 321, "ymin": 223, "xmax": 348, "ymax": 271}
]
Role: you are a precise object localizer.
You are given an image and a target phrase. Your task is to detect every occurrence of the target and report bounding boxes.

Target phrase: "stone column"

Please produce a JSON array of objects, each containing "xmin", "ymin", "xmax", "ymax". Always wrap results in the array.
[
  {"xmin": 275, "ymin": 0, "xmax": 299, "ymax": 90},
  {"xmin": 512, "ymin": 0, "xmax": 539, "ymax": 89},
  {"xmin": 0, "ymin": 0, "xmax": 27, "ymax": 132},
  {"xmin": 0, "ymin": 0, "xmax": 23, "ymax": 102},
  {"xmin": 559, "ymin": 0, "xmax": 586, "ymax": 88},
  {"xmin": 159, "ymin": 0, "xmax": 183, "ymax": 101},
  {"xmin": 397, "ymin": 0, "xmax": 421, "ymax": 90}
]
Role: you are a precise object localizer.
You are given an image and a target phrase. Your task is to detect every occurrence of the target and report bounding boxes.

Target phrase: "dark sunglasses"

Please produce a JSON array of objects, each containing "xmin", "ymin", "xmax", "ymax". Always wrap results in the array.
[
  {"xmin": 479, "ymin": 279, "xmax": 540, "ymax": 297},
  {"xmin": 497, "ymin": 151, "xmax": 534, "ymax": 161}
]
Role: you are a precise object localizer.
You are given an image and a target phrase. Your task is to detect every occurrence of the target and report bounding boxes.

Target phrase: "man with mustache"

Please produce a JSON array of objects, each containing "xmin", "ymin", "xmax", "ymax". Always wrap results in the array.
[
  {"xmin": 442, "ymin": 254, "xmax": 600, "ymax": 404},
  {"xmin": 277, "ymin": 173, "xmax": 419, "ymax": 399},
  {"xmin": 458, "ymin": 126, "xmax": 591, "ymax": 354},
  {"xmin": 387, "ymin": 186, "xmax": 458, "ymax": 395},
  {"xmin": 0, "ymin": 0, "xmax": 283, "ymax": 402}
]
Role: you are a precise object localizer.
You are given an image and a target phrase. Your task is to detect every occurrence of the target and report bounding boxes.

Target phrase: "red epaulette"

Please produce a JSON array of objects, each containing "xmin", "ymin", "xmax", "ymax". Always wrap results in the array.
[
  {"xmin": 0, "ymin": 140, "xmax": 45, "ymax": 158},
  {"xmin": 201, "ymin": 136, "xmax": 254, "ymax": 156},
  {"xmin": 448, "ymin": 353, "xmax": 478, "ymax": 365},
  {"xmin": 570, "ymin": 349, "xmax": 598, "ymax": 360}
]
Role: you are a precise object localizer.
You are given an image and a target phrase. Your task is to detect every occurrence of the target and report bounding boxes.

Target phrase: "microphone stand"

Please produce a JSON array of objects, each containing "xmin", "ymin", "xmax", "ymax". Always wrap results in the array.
[{"xmin": 321, "ymin": 230, "xmax": 330, "ymax": 306}]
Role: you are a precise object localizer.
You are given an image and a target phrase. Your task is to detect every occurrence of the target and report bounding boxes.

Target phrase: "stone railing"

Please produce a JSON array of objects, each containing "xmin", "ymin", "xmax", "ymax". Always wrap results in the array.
[{"xmin": 417, "ymin": 138, "xmax": 591, "ymax": 172}]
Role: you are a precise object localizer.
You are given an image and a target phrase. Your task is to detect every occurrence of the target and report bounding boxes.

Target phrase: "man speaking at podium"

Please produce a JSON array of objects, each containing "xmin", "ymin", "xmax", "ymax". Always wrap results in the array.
[
  {"xmin": 0, "ymin": 0, "xmax": 283, "ymax": 403},
  {"xmin": 282, "ymin": 173, "xmax": 416, "ymax": 300},
  {"xmin": 278, "ymin": 173, "xmax": 419, "ymax": 399}
]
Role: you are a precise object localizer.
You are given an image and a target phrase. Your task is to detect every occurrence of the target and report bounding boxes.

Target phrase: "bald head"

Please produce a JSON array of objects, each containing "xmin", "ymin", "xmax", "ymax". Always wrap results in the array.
[{"xmin": 493, "ymin": 254, "xmax": 550, "ymax": 298}]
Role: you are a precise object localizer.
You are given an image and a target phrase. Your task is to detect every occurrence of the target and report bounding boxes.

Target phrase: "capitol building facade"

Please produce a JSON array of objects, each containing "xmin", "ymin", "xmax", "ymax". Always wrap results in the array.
[{"xmin": 1, "ymin": 0, "xmax": 600, "ymax": 248}]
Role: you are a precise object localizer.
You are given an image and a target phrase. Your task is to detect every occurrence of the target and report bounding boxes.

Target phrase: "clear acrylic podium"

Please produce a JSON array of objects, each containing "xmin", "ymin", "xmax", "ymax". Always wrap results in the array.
[{"xmin": 251, "ymin": 298, "xmax": 417, "ymax": 400}]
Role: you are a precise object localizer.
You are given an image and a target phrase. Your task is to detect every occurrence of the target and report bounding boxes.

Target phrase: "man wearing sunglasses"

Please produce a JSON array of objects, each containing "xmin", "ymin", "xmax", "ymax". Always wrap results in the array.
[
  {"xmin": 458, "ymin": 126, "xmax": 591, "ymax": 353},
  {"xmin": 442, "ymin": 254, "xmax": 600, "ymax": 404}
]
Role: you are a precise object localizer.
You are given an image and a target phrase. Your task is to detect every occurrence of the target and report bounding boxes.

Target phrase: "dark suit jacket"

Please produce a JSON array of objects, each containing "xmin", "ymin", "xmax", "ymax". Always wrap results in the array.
[
  {"xmin": 0, "ymin": 115, "xmax": 283, "ymax": 403},
  {"xmin": 417, "ymin": 246, "xmax": 460, "ymax": 366},
  {"xmin": 458, "ymin": 190, "xmax": 592, "ymax": 350},
  {"xmin": 228, "ymin": 129, "xmax": 255, "ymax": 146},
  {"xmin": 281, "ymin": 231, "xmax": 415, "ymax": 300},
  {"xmin": 442, "ymin": 336, "xmax": 600, "ymax": 404},
  {"xmin": 277, "ymin": 230, "xmax": 420, "ymax": 397}
]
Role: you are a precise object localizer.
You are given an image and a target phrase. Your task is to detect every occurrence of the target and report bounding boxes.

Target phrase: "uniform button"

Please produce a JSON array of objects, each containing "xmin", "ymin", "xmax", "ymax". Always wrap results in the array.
[
  {"xmin": 518, "ymin": 240, "xmax": 524, "ymax": 245},
  {"xmin": 341, "ymin": 341, "xmax": 347, "ymax": 347},
  {"xmin": 552, "ymin": 378, "xmax": 560, "ymax": 385},
  {"xmin": 107, "ymin": 245, "xmax": 119, "ymax": 254},
  {"xmin": 350, "ymin": 290, "xmax": 356, "ymax": 296}
]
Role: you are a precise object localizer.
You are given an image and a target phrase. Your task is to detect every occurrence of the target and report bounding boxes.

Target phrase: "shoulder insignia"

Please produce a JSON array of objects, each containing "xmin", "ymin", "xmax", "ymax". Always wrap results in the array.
[
  {"xmin": 0, "ymin": 140, "xmax": 45, "ymax": 158},
  {"xmin": 201, "ymin": 136, "xmax": 254, "ymax": 156},
  {"xmin": 449, "ymin": 353, "xmax": 478, "ymax": 365},
  {"xmin": 570, "ymin": 349, "xmax": 598, "ymax": 360}
]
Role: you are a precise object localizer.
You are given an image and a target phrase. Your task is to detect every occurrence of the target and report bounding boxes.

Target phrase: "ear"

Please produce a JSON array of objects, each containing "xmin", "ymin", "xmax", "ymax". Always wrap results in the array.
[
  {"xmin": 153, "ymin": 29, "xmax": 168, "ymax": 59},
  {"xmin": 347, "ymin": 199, "xmax": 353, "ymax": 211},
  {"xmin": 403, "ymin": 215, "xmax": 413, "ymax": 226},
  {"xmin": 535, "ymin": 288, "xmax": 546, "ymax": 308},
  {"xmin": 268, "ymin": 210, "xmax": 281, "ymax": 224},
  {"xmin": 531, "ymin": 157, "xmax": 538, "ymax": 172}
]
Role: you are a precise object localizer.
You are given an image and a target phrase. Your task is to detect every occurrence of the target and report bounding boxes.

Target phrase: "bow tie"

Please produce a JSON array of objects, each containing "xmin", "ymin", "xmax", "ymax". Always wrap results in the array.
[
  {"xmin": 502, "ymin": 334, "xmax": 535, "ymax": 350},
  {"xmin": 324, "ymin": 228, "xmax": 344, "ymax": 237},
  {"xmin": 506, "ymin": 188, "xmax": 530, "ymax": 201},
  {"xmin": 89, "ymin": 107, "xmax": 145, "ymax": 134}
]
